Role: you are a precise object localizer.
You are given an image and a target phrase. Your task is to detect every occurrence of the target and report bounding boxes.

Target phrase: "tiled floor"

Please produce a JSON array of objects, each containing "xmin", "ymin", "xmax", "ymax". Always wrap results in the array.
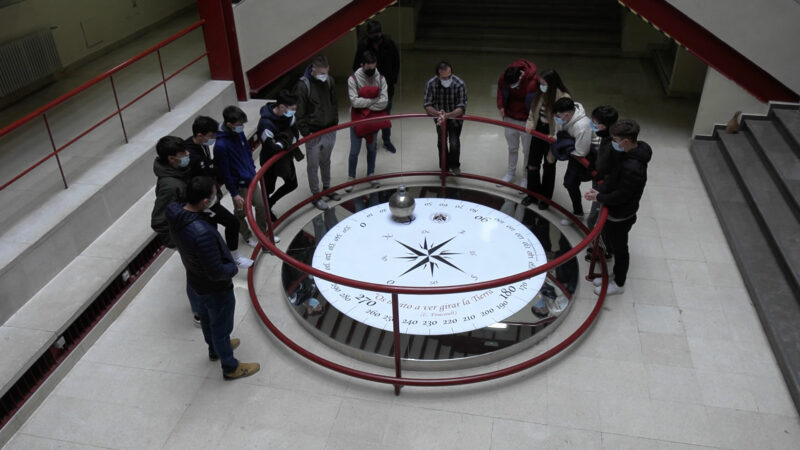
[{"xmin": 3, "ymin": 15, "xmax": 800, "ymax": 450}]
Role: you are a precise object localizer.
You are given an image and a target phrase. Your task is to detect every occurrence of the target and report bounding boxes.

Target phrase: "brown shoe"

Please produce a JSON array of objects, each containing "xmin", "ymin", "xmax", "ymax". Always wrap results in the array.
[
  {"xmin": 223, "ymin": 362, "xmax": 260, "ymax": 380},
  {"xmin": 209, "ymin": 338, "xmax": 241, "ymax": 361}
]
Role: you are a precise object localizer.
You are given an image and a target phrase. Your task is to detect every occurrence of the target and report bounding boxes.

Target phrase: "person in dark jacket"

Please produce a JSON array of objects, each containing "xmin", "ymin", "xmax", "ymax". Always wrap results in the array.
[
  {"xmin": 295, "ymin": 55, "xmax": 341, "ymax": 206},
  {"xmin": 151, "ymin": 136, "xmax": 191, "ymax": 248},
  {"xmin": 213, "ymin": 106, "xmax": 272, "ymax": 247},
  {"xmin": 257, "ymin": 90, "xmax": 302, "ymax": 211},
  {"xmin": 166, "ymin": 176, "xmax": 260, "ymax": 380},
  {"xmin": 352, "ymin": 19, "xmax": 400, "ymax": 153},
  {"xmin": 585, "ymin": 119, "xmax": 652, "ymax": 296},
  {"xmin": 497, "ymin": 59, "xmax": 539, "ymax": 187},
  {"xmin": 585, "ymin": 105, "xmax": 619, "ymax": 231},
  {"xmin": 185, "ymin": 116, "xmax": 252, "ymax": 268}
]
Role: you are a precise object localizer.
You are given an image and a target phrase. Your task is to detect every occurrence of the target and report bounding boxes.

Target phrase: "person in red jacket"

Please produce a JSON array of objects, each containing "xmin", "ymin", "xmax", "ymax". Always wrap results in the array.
[{"xmin": 497, "ymin": 59, "xmax": 540, "ymax": 188}]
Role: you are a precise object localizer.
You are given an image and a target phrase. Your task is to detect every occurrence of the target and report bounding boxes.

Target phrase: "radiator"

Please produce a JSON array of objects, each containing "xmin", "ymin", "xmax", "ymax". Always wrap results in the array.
[{"xmin": 0, "ymin": 29, "xmax": 62, "ymax": 97}]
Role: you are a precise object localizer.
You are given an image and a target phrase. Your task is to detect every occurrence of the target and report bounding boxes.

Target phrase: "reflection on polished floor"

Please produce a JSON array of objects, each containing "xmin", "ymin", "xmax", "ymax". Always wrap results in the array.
[{"xmin": 3, "ymin": 16, "xmax": 800, "ymax": 450}]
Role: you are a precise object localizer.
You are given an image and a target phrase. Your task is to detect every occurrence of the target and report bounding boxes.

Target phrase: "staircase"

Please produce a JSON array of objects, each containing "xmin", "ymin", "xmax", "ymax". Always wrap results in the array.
[
  {"xmin": 414, "ymin": 0, "xmax": 621, "ymax": 56},
  {"xmin": 690, "ymin": 103, "xmax": 800, "ymax": 411}
]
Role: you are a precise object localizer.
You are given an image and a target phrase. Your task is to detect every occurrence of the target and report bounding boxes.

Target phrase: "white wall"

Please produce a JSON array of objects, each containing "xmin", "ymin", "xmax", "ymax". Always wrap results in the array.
[
  {"xmin": 692, "ymin": 67, "xmax": 768, "ymax": 137},
  {"xmin": 666, "ymin": 0, "xmax": 800, "ymax": 95},
  {"xmin": 0, "ymin": 0, "xmax": 194, "ymax": 67},
  {"xmin": 232, "ymin": 0, "xmax": 351, "ymax": 73},
  {"xmin": 620, "ymin": 9, "xmax": 670, "ymax": 56}
]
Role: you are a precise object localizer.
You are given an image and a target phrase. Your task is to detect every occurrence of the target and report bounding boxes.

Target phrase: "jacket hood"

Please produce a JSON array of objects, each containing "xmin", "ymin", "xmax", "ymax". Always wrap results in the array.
[
  {"xmin": 565, "ymin": 102, "xmax": 587, "ymax": 128},
  {"xmin": 165, "ymin": 202, "xmax": 202, "ymax": 233},
  {"xmin": 260, "ymin": 102, "xmax": 280, "ymax": 121},
  {"xmin": 628, "ymin": 141, "xmax": 653, "ymax": 164},
  {"xmin": 153, "ymin": 157, "xmax": 189, "ymax": 179},
  {"xmin": 508, "ymin": 59, "xmax": 538, "ymax": 85}
]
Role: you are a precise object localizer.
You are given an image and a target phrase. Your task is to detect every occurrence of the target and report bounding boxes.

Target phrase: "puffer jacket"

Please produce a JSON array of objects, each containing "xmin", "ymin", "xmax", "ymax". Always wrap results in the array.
[
  {"xmin": 151, "ymin": 158, "xmax": 190, "ymax": 247},
  {"xmin": 596, "ymin": 141, "xmax": 653, "ymax": 219}
]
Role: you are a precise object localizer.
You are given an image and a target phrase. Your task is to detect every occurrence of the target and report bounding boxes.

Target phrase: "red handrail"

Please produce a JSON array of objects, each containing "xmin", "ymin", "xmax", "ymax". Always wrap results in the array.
[{"xmin": 0, "ymin": 20, "xmax": 208, "ymax": 192}]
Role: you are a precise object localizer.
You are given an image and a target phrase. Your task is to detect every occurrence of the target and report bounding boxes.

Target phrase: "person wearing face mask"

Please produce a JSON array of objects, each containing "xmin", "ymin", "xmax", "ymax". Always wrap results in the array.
[
  {"xmin": 166, "ymin": 177, "xmax": 260, "ymax": 380},
  {"xmin": 424, "ymin": 60, "xmax": 468, "ymax": 174},
  {"xmin": 584, "ymin": 119, "xmax": 651, "ymax": 296},
  {"xmin": 352, "ymin": 19, "xmax": 400, "ymax": 154},
  {"xmin": 496, "ymin": 59, "xmax": 539, "ymax": 188},
  {"xmin": 346, "ymin": 50, "xmax": 388, "ymax": 192},
  {"xmin": 523, "ymin": 69, "xmax": 571, "ymax": 210},
  {"xmin": 184, "ymin": 116, "xmax": 253, "ymax": 269},
  {"xmin": 295, "ymin": 54, "xmax": 340, "ymax": 207},
  {"xmin": 213, "ymin": 105, "xmax": 272, "ymax": 248},
  {"xmin": 151, "ymin": 136, "xmax": 192, "ymax": 249},
  {"xmin": 257, "ymin": 90, "xmax": 303, "ymax": 212},
  {"xmin": 552, "ymin": 97, "xmax": 600, "ymax": 225}
]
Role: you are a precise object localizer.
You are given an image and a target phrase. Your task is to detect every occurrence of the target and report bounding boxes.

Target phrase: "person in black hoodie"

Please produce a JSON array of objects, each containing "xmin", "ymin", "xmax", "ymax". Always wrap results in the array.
[
  {"xmin": 585, "ymin": 119, "xmax": 652, "ymax": 296},
  {"xmin": 151, "ymin": 136, "xmax": 191, "ymax": 249},
  {"xmin": 166, "ymin": 177, "xmax": 260, "ymax": 380},
  {"xmin": 184, "ymin": 116, "xmax": 252, "ymax": 268},
  {"xmin": 257, "ymin": 90, "xmax": 302, "ymax": 212}
]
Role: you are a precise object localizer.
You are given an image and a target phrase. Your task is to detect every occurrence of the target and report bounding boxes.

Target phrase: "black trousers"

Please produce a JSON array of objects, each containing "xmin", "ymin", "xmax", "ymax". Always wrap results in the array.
[
  {"xmin": 563, "ymin": 158, "xmax": 589, "ymax": 215},
  {"xmin": 435, "ymin": 119, "xmax": 462, "ymax": 170},
  {"xmin": 602, "ymin": 215, "xmax": 637, "ymax": 286},
  {"xmin": 526, "ymin": 120, "xmax": 556, "ymax": 200},
  {"xmin": 266, "ymin": 156, "xmax": 298, "ymax": 207},
  {"xmin": 209, "ymin": 201, "xmax": 240, "ymax": 252}
]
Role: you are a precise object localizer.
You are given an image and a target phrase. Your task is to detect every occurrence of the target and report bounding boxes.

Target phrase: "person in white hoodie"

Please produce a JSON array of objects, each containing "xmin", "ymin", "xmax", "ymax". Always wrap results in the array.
[
  {"xmin": 346, "ymin": 50, "xmax": 388, "ymax": 192},
  {"xmin": 552, "ymin": 97, "xmax": 599, "ymax": 225}
]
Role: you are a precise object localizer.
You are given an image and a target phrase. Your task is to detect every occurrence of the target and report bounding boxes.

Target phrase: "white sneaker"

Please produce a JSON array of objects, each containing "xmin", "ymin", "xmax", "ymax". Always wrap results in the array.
[
  {"xmin": 520, "ymin": 178, "xmax": 527, "ymax": 188},
  {"xmin": 591, "ymin": 274, "xmax": 613, "ymax": 287},
  {"xmin": 312, "ymin": 199, "xmax": 329, "ymax": 210},
  {"xmin": 246, "ymin": 237, "xmax": 258, "ymax": 248},
  {"xmin": 231, "ymin": 252, "xmax": 254, "ymax": 269},
  {"xmin": 496, "ymin": 172, "xmax": 514, "ymax": 187},
  {"xmin": 271, "ymin": 235, "xmax": 280, "ymax": 244},
  {"xmin": 594, "ymin": 280, "xmax": 625, "ymax": 296},
  {"xmin": 344, "ymin": 177, "xmax": 356, "ymax": 193},
  {"xmin": 560, "ymin": 214, "xmax": 584, "ymax": 226}
]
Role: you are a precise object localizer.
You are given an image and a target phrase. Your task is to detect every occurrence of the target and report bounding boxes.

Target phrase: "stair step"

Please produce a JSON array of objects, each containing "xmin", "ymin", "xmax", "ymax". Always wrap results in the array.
[
  {"xmin": 417, "ymin": 29, "xmax": 620, "ymax": 45},
  {"xmin": 773, "ymin": 106, "xmax": 800, "ymax": 150},
  {"xmin": 716, "ymin": 128, "xmax": 800, "ymax": 295},
  {"xmin": 691, "ymin": 137, "xmax": 800, "ymax": 413},
  {"xmin": 416, "ymin": 19, "xmax": 617, "ymax": 33},
  {"xmin": 744, "ymin": 118, "xmax": 800, "ymax": 214},
  {"xmin": 413, "ymin": 40, "xmax": 621, "ymax": 57}
]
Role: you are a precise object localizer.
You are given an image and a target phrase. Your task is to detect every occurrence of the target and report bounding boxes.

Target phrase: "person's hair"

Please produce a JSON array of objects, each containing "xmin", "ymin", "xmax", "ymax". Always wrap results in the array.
[
  {"xmin": 185, "ymin": 176, "xmax": 216, "ymax": 205},
  {"xmin": 365, "ymin": 19, "xmax": 382, "ymax": 35},
  {"xmin": 610, "ymin": 119, "xmax": 640, "ymax": 141},
  {"xmin": 222, "ymin": 106, "xmax": 247, "ymax": 126},
  {"xmin": 538, "ymin": 69, "xmax": 570, "ymax": 112},
  {"xmin": 310, "ymin": 54, "xmax": 329, "ymax": 69},
  {"xmin": 435, "ymin": 60, "xmax": 452, "ymax": 76},
  {"xmin": 552, "ymin": 97, "xmax": 575, "ymax": 114},
  {"xmin": 591, "ymin": 105, "xmax": 619, "ymax": 129},
  {"xmin": 361, "ymin": 50, "xmax": 377, "ymax": 65},
  {"xmin": 156, "ymin": 136, "xmax": 186, "ymax": 162},
  {"xmin": 192, "ymin": 116, "xmax": 219, "ymax": 137},
  {"xmin": 276, "ymin": 90, "xmax": 298, "ymax": 107},
  {"xmin": 503, "ymin": 66, "xmax": 522, "ymax": 85}
]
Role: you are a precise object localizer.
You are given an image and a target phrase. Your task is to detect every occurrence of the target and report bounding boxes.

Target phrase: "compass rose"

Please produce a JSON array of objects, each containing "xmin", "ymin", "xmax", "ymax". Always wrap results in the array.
[{"xmin": 395, "ymin": 236, "xmax": 463, "ymax": 277}]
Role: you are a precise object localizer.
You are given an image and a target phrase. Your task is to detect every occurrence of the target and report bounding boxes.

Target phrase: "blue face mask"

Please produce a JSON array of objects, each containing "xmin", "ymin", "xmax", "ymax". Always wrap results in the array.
[
  {"xmin": 178, "ymin": 155, "xmax": 190, "ymax": 167},
  {"xmin": 554, "ymin": 116, "xmax": 565, "ymax": 126},
  {"xmin": 234, "ymin": 125, "xmax": 244, "ymax": 133},
  {"xmin": 206, "ymin": 138, "xmax": 216, "ymax": 147},
  {"xmin": 612, "ymin": 141, "xmax": 624, "ymax": 152},
  {"xmin": 283, "ymin": 109, "xmax": 296, "ymax": 118},
  {"xmin": 590, "ymin": 122, "xmax": 599, "ymax": 133}
]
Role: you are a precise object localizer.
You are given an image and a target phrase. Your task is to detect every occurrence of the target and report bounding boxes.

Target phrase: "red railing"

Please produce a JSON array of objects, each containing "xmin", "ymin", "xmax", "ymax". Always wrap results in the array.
[
  {"xmin": 0, "ymin": 20, "xmax": 209, "ymax": 192},
  {"xmin": 246, "ymin": 114, "xmax": 608, "ymax": 395}
]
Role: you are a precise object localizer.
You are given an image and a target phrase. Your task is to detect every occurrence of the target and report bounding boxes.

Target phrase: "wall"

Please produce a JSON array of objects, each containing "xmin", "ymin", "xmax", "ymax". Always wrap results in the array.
[
  {"xmin": 668, "ymin": 46, "xmax": 706, "ymax": 98},
  {"xmin": 666, "ymin": 0, "xmax": 800, "ymax": 96},
  {"xmin": 620, "ymin": 9, "xmax": 670, "ymax": 56},
  {"xmin": 0, "ymin": 0, "xmax": 194, "ymax": 68},
  {"xmin": 692, "ymin": 67, "xmax": 767, "ymax": 137}
]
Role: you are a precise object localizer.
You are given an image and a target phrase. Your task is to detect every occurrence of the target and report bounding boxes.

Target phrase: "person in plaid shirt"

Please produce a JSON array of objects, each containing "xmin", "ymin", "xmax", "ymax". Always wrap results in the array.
[{"xmin": 424, "ymin": 61, "xmax": 468, "ymax": 174}]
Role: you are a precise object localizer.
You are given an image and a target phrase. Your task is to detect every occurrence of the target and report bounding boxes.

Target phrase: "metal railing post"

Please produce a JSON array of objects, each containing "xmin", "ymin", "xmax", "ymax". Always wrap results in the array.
[
  {"xmin": 156, "ymin": 48, "xmax": 172, "ymax": 112},
  {"xmin": 439, "ymin": 117, "xmax": 447, "ymax": 192},
  {"xmin": 260, "ymin": 177, "xmax": 275, "ymax": 244},
  {"xmin": 42, "ymin": 113, "xmax": 68, "ymax": 189},
  {"xmin": 391, "ymin": 292, "xmax": 403, "ymax": 395},
  {"xmin": 108, "ymin": 76, "xmax": 128, "ymax": 143}
]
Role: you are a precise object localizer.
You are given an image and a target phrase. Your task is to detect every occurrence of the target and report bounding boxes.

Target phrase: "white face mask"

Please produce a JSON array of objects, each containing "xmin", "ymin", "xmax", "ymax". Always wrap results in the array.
[
  {"xmin": 510, "ymin": 82, "xmax": 520, "ymax": 89},
  {"xmin": 315, "ymin": 73, "xmax": 328, "ymax": 82},
  {"xmin": 540, "ymin": 84, "xmax": 548, "ymax": 93},
  {"xmin": 440, "ymin": 78, "xmax": 453, "ymax": 88}
]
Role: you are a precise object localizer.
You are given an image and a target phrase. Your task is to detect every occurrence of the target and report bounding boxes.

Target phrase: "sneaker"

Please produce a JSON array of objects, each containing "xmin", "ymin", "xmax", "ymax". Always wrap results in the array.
[
  {"xmin": 560, "ymin": 214, "xmax": 584, "ymax": 226},
  {"xmin": 520, "ymin": 178, "xmax": 528, "ymax": 188},
  {"xmin": 234, "ymin": 255, "xmax": 253, "ymax": 268},
  {"xmin": 584, "ymin": 247, "xmax": 613, "ymax": 262},
  {"xmin": 271, "ymin": 235, "xmax": 280, "ymax": 244},
  {"xmin": 246, "ymin": 237, "xmax": 259, "ymax": 248},
  {"xmin": 193, "ymin": 314, "xmax": 201, "ymax": 328},
  {"xmin": 325, "ymin": 191, "xmax": 342, "ymax": 201},
  {"xmin": 592, "ymin": 274, "xmax": 613, "ymax": 287},
  {"xmin": 209, "ymin": 338, "xmax": 241, "ymax": 361},
  {"xmin": 223, "ymin": 362, "xmax": 260, "ymax": 380},
  {"xmin": 496, "ymin": 172, "xmax": 514, "ymax": 187},
  {"xmin": 384, "ymin": 142, "xmax": 397, "ymax": 153},
  {"xmin": 538, "ymin": 201, "xmax": 549, "ymax": 211},
  {"xmin": 312, "ymin": 198, "xmax": 329, "ymax": 210},
  {"xmin": 594, "ymin": 280, "xmax": 624, "ymax": 296},
  {"xmin": 370, "ymin": 179, "xmax": 381, "ymax": 189},
  {"xmin": 344, "ymin": 177, "xmax": 356, "ymax": 193},
  {"xmin": 449, "ymin": 167, "xmax": 461, "ymax": 175}
]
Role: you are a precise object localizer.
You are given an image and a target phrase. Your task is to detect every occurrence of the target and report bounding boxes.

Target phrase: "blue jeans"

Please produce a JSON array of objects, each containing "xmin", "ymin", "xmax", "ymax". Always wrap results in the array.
[
  {"xmin": 348, "ymin": 127, "xmax": 377, "ymax": 178},
  {"xmin": 186, "ymin": 283, "xmax": 199, "ymax": 314},
  {"xmin": 191, "ymin": 285, "xmax": 239, "ymax": 372}
]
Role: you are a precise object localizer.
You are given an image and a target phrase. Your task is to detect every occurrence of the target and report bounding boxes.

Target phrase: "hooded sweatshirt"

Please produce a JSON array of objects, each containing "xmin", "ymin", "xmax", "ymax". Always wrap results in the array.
[
  {"xmin": 596, "ymin": 141, "xmax": 653, "ymax": 219},
  {"xmin": 213, "ymin": 125, "xmax": 256, "ymax": 198},
  {"xmin": 151, "ymin": 158, "xmax": 190, "ymax": 246},
  {"xmin": 555, "ymin": 102, "xmax": 599, "ymax": 158},
  {"xmin": 165, "ymin": 202, "xmax": 238, "ymax": 294},
  {"xmin": 348, "ymin": 67, "xmax": 388, "ymax": 111},
  {"xmin": 295, "ymin": 65, "xmax": 338, "ymax": 136},
  {"xmin": 257, "ymin": 102, "xmax": 299, "ymax": 166},
  {"xmin": 496, "ymin": 59, "xmax": 540, "ymax": 121}
]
